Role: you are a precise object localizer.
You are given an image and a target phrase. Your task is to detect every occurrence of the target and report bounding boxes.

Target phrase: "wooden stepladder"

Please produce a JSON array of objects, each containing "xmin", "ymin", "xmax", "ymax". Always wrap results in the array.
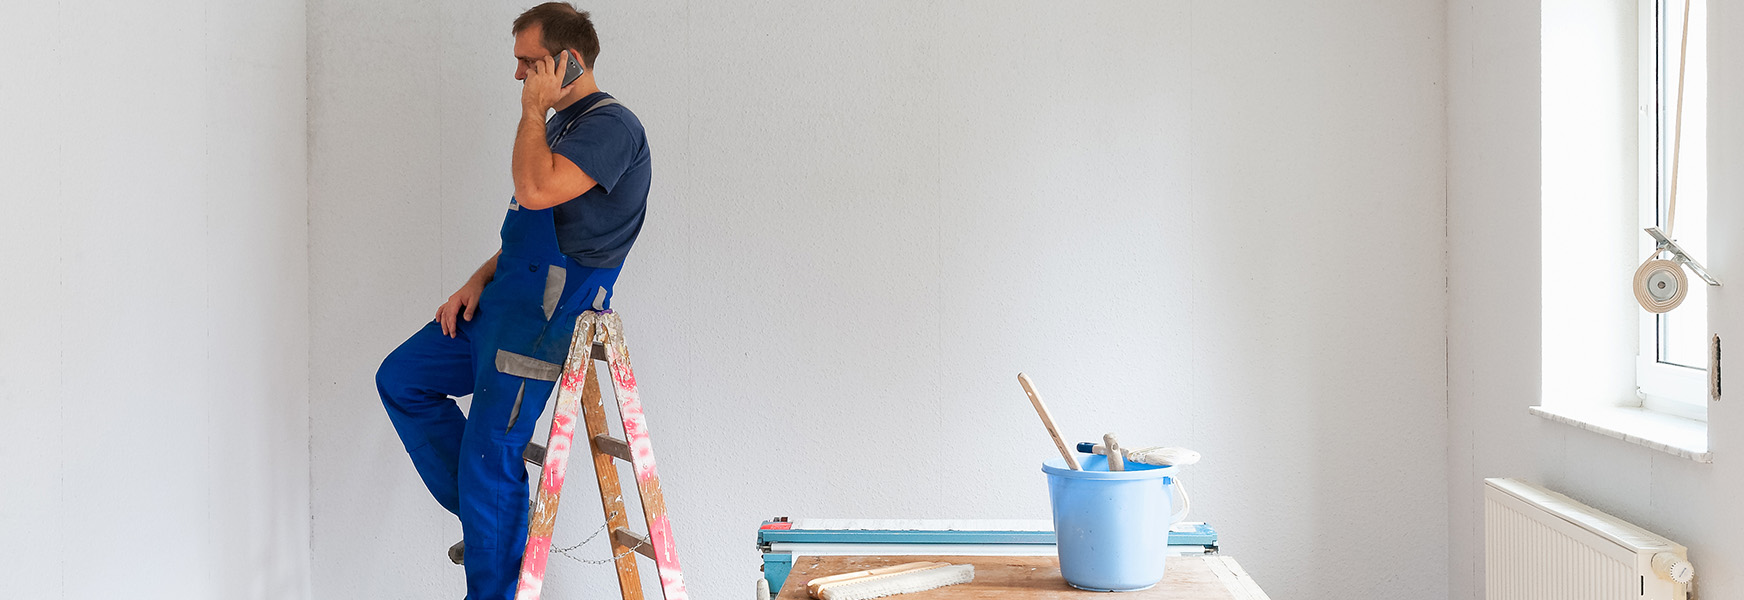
[{"xmin": 515, "ymin": 310, "xmax": 688, "ymax": 600}]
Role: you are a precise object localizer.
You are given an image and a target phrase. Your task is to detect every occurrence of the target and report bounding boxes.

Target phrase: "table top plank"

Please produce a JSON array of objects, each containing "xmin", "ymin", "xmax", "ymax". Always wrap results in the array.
[
  {"xmin": 775, "ymin": 555, "xmax": 1265, "ymax": 600},
  {"xmin": 1205, "ymin": 556, "xmax": 1272, "ymax": 600}
]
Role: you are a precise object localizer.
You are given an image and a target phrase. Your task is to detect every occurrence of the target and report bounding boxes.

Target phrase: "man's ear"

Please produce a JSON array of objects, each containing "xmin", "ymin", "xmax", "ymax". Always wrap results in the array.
[{"xmin": 567, "ymin": 49, "xmax": 586, "ymax": 78}]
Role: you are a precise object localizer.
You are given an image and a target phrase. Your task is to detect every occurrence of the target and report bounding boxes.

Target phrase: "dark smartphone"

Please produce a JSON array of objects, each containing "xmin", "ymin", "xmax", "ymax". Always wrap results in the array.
[{"xmin": 561, "ymin": 50, "xmax": 583, "ymax": 88}]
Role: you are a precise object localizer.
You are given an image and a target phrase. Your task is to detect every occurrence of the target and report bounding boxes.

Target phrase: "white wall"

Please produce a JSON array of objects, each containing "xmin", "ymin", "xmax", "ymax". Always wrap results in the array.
[
  {"xmin": 309, "ymin": 1, "xmax": 1448, "ymax": 598},
  {"xmin": 0, "ymin": 1, "xmax": 310, "ymax": 598},
  {"xmin": 1448, "ymin": 1, "xmax": 1744, "ymax": 599}
]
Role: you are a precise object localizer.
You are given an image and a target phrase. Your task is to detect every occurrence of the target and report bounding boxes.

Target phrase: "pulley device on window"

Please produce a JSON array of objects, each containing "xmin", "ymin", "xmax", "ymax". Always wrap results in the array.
[{"xmin": 1636, "ymin": 0, "xmax": 1719, "ymax": 314}]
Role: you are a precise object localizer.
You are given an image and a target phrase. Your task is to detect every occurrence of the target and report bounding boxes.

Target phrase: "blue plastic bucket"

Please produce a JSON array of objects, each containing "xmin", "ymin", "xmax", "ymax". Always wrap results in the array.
[{"xmin": 1043, "ymin": 454, "xmax": 1186, "ymax": 592}]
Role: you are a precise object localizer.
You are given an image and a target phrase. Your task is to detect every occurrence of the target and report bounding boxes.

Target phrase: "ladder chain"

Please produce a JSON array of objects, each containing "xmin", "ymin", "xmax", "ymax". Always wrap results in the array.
[
  {"xmin": 552, "ymin": 522, "xmax": 608, "ymax": 555},
  {"xmin": 549, "ymin": 510, "xmax": 648, "ymax": 566}
]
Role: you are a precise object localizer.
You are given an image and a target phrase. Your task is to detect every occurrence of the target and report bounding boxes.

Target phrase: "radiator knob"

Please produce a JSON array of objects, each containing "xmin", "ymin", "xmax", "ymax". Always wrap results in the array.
[{"xmin": 1652, "ymin": 552, "xmax": 1694, "ymax": 584}]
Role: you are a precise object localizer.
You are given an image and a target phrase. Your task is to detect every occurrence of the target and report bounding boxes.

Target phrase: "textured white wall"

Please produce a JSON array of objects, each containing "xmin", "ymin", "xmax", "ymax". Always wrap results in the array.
[
  {"xmin": 0, "ymin": 1, "xmax": 310, "ymax": 598},
  {"xmin": 309, "ymin": 1, "xmax": 1448, "ymax": 598},
  {"xmin": 1448, "ymin": 1, "xmax": 1744, "ymax": 599}
]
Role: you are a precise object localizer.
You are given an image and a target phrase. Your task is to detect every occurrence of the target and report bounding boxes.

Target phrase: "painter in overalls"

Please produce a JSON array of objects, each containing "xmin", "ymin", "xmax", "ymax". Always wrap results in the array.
[{"xmin": 375, "ymin": 6, "xmax": 652, "ymax": 598}]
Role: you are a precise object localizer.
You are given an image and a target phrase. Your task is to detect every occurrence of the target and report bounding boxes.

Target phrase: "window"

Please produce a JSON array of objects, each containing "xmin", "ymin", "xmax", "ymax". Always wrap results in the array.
[
  {"xmin": 1635, "ymin": 0, "xmax": 1708, "ymax": 421},
  {"xmin": 1541, "ymin": 0, "xmax": 1712, "ymax": 449}
]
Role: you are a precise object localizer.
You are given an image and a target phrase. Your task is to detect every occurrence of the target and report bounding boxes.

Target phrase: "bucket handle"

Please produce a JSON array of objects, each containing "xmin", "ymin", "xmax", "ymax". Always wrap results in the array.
[{"xmin": 1165, "ymin": 476, "xmax": 1191, "ymax": 524}]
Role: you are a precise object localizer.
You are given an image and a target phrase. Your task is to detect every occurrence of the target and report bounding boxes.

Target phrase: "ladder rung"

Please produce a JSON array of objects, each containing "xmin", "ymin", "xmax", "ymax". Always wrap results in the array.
[
  {"xmin": 590, "ymin": 343, "xmax": 607, "ymax": 361},
  {"xmin": 523, "ymin": 443, "xmax": 547, "ymax": 466},
  {"xmin": 612, "ymin": 527, "xmax": 656, "ymax": 560},
  {"xmin": 593, "ymin": 434, "xmax": 632, "ymax": 462}
]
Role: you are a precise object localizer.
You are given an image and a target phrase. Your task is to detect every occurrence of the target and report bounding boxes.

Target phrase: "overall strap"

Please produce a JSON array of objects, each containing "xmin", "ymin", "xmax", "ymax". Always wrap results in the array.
[{"xmin": 553, "ymin": 97, "xmax": 623, "ymax": 145}]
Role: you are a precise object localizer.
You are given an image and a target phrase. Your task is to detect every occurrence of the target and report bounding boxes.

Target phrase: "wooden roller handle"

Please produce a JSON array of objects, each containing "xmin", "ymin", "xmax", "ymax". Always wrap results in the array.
[{"xmin": 1018, "ymin": 373, "xmax": 1080, "ymax": 470}]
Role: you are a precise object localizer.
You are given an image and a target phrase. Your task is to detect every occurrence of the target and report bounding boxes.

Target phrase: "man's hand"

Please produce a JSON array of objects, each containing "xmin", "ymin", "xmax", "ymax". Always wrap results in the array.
[
  {"xmin": 521, "ymin": 53, "xmax": 570, "ymax": 114},
  {"xmin": 435, "ymin": 280, "xmax": 484, "ymax": 338}
]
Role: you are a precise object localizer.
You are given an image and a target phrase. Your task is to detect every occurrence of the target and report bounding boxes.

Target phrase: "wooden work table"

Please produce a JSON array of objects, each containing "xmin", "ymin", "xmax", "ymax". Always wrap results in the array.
[{"xmin": 775, "ymin": 555, "xmax": 1270, "ymax": 599}]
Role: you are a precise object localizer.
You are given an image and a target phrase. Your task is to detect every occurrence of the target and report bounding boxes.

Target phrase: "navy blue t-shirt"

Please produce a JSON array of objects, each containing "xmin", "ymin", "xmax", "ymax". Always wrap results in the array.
[{"xmin": 545, "ymin": 92, "xmax": 650, "ymax": 268}]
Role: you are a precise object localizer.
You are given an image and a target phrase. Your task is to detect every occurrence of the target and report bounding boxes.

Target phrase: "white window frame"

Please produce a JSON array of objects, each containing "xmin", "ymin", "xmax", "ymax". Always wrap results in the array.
[{"xmin": 1635, "ymin": 0, "xmax": 1708, "ymax": 422}]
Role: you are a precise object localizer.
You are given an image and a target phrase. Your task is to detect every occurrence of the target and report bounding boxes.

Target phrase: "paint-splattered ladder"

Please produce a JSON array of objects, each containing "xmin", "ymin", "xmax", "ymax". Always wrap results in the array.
[{"xmin": 515, "ymin": 310, "xmax": 688, "ymax": 600}]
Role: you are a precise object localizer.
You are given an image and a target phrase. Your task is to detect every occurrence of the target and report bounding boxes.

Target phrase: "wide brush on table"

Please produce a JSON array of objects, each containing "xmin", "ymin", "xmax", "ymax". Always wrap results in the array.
[{"xmin": 775, "ymin": 555, "xmax": 1269, "ymax": 599}]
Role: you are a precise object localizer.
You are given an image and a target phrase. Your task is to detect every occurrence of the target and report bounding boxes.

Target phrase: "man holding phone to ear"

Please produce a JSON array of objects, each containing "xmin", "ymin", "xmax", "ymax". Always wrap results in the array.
[{"xmin": 373, "ymin": 3, "xmax": 652, "ymax": 598}]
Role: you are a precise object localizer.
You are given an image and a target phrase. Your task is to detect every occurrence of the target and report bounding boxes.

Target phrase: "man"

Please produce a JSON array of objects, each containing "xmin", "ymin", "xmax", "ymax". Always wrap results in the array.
[{"xmin": 374, "ymin": 4, "xmax": 651, "ymax": 598}]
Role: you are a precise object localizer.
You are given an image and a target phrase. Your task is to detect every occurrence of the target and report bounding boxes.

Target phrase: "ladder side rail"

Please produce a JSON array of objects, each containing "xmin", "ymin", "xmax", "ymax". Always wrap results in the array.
[
  {"xmin": 514, "ymin": 313, "xmax": 601, "ymax": 600},
  {"xmin": 582, "ymin": 336, "xmax": 645, "ymax": 598},
  {"xmin": 600, "ymin": 313, "xmax": 689, "ymax": 599}
]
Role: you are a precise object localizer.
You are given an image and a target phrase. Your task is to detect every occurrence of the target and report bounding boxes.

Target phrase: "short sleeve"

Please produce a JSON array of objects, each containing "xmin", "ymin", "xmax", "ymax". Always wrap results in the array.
[{"xmin": 551, "ymin": 114, "xmax": 636, "ymax": 193}]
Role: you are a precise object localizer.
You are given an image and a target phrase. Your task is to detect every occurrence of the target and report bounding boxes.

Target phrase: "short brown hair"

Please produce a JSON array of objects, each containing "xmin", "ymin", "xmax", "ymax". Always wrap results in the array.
[{"xmin": 513, "ymin": 3, "xmax": 600, "ymax": 69}]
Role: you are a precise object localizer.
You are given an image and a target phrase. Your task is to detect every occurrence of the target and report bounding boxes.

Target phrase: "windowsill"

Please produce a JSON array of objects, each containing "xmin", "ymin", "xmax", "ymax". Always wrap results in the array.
[{"xmin": 1530, "ymin": 404, "xmax": 1711, "ymax": 463}]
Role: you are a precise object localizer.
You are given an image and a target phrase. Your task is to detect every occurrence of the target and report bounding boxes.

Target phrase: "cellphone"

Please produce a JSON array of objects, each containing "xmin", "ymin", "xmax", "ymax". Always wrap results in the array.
[{"xmin": 561, "ymin": 50, "xmax": 584, "ymax": 88}]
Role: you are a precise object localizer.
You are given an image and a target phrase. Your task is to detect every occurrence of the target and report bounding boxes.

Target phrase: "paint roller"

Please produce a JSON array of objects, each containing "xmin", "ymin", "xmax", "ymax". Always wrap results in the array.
[{"xmin": 804, "ymin": 561, "xmax": 974, "ymax": 600}]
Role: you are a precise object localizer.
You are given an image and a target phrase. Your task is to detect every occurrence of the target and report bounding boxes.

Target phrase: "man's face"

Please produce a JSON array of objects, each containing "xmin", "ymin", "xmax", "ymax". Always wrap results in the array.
[{"xmin": 513, "ymin": 25, "xmax": 550, "ymax": 82}]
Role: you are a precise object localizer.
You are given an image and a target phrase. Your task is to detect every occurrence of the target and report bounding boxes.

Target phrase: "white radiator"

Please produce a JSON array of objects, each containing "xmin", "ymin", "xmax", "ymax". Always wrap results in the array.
[{"xmin": 1485, "ymin": 478, "xmax": 1694, "ymax": 600}]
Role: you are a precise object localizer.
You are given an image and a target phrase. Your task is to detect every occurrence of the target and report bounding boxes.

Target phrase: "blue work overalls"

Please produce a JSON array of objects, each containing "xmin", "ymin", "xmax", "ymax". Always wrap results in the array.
[{"xmin": 377, "ymin": 98, "xmax": 622, "ymax": 600}]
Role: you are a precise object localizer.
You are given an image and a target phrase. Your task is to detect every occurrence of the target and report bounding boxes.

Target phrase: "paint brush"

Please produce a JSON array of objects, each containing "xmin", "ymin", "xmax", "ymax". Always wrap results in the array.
[
  {"xmin": 1018, "ymin": 372, "xmax": 1080, "ymax": 470},
  {"xmin": 1076, "ymin": 442, "xmax": 1202, "ymax": 467}
]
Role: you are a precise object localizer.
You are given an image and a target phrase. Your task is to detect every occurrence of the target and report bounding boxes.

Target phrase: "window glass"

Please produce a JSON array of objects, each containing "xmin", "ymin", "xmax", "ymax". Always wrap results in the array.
[{"xmin": 1656, "ymin": 0, "xmax": 1707, "ymax": 370}]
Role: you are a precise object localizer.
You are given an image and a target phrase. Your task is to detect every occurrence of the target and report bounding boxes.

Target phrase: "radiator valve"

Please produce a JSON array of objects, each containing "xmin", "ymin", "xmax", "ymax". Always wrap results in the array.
[{"xmin": 1652, "ymin": 552, "xmax": 1694, "ymax": 584}]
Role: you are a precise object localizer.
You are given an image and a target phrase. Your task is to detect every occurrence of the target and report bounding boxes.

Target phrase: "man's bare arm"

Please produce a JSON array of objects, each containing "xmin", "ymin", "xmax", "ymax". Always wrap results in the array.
[
  {"xmin": 468, "ymin": 251, "xmax": 501, "ymax": 287},
  {"xmin": 436, "ymin": 251, "xmax": 501, "ymax": 337},
  {"xmin": 512, "ymin": 55, "xmax": 599, "ymax": 210}
]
